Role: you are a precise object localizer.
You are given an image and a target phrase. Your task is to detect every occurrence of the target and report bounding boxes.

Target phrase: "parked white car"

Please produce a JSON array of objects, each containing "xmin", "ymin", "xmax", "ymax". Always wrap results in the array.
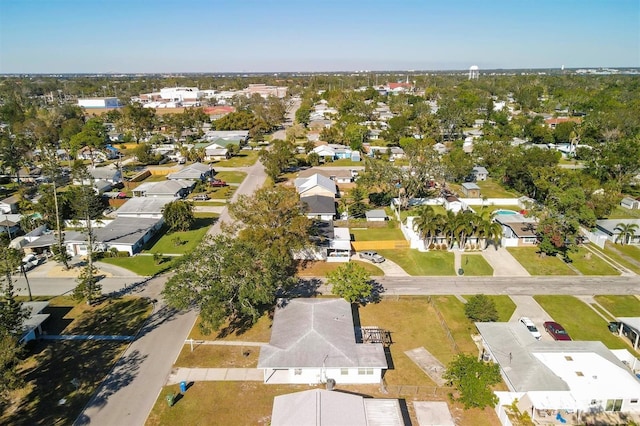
[{"xmin": 519, "ymin": 317, "xmax": 541, "ymax": 340}]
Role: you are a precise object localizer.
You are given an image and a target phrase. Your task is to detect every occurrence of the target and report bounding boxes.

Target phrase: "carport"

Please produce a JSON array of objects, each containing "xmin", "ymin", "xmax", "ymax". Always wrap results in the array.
[{"xmin": 616, "ymin": 317, "xmax": 640, "ymax": 350}]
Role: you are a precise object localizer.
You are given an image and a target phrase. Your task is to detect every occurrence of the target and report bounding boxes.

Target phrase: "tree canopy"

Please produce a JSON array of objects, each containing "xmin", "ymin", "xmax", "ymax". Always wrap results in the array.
[
  {"xmin": 162, "ymin": 200, "xmax": 195, "ymax": 232},
  {"xmin": 327, "ymin": 262, "xmax": 373, "ymax": 304},
  {"xmin": 443, "ymin": 353, "xmax": 502, "ymax": 409}
]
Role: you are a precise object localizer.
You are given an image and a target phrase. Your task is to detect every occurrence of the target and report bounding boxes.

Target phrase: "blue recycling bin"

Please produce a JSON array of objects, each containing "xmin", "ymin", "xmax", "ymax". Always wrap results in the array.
[{"xmin": 180, "ymin": 381, "xmax": 187, "ymax": 393}]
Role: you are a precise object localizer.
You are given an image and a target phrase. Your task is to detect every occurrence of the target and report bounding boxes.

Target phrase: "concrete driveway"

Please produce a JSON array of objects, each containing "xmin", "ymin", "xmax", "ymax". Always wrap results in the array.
[
  {"xmin": 482, "ymin": 247, "xmax": 530, "ymax": 276},
  {"xmin": 509, "ymin": 295, "xmax": 555, "ymax": 341},
  {"xmin": 352, "ymin": 254, "xmax": 409, "ymax": 277}
]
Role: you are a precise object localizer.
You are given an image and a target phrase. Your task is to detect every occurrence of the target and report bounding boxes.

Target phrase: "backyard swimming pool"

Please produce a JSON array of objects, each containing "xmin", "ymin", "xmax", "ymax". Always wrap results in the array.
[{"xmin": 494, "ymin": 209, "xmax": 518, "ymax": 215}]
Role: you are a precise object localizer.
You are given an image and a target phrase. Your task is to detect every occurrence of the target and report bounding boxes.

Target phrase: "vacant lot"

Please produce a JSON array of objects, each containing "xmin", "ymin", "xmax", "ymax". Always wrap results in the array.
[
  {"xmin": 507, "ymin": 247, "xmax": 576, "ymax": 275},
  {"xmin": 596, "ymin": 242, "xmax": 640, "ymax": 274},
  {"xmin": 377, "ymin": 249, "xmax": 455, "ymax": 275},
  {"xmin": 296, "ymin": 260, "xmax": 383, "ymax": 277},
  {"xmin": 214, "ymin": 170, "xmax": 247, "ymax": 184},
  {"xmin": 568, "ymin": 247, "xmax": 620, "ymax": 275},
  {"xmin": 213, "ymin": 151, "xmax": 259, "ymax": 167},
  {"xmin": 351, "ymin": 227, "xmax": 405, "ymax": 241},
  {"xmin": 3, "ymin": 296, "xmax": 152, "ymax": 426},
  {"xmin": 594, "ymin": 295, "xmax": 640, "ymax": 317}
]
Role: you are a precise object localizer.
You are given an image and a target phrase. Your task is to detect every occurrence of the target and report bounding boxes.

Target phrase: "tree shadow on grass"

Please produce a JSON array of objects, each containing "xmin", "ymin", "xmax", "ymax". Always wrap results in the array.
[{"xmin": 7, "ymin": 340, "xmax": 145, "ymax": 426}]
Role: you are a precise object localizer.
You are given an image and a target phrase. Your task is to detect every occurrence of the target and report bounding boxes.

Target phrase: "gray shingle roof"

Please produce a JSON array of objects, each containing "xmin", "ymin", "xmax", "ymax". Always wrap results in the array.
[{"xmin": 258, "ymin": 298, "xmax": 387, "ymax": 369}]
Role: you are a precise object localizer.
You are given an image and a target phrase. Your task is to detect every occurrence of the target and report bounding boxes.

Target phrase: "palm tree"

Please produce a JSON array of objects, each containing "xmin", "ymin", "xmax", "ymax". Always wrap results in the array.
[
  {"xmin": 478, "ymin": 219, "xmax": 503, "ymax": 249},
  {"xmin": 452, "ymin": 211, "xmax": 476, "ymax": 250},
  {"xmin": 614, "ymin": 222, "xmax": 639, "ymax": 246},
  {"xmin": 412, "ymin": 205, "xmax": 443, "ymax": 249}
]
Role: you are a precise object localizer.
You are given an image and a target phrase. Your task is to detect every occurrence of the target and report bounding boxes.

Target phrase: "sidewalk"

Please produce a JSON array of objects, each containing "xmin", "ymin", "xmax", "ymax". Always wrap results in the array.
[{"xmin": 167, "ymin": 367, "xmax": 263, "ymax": 385}]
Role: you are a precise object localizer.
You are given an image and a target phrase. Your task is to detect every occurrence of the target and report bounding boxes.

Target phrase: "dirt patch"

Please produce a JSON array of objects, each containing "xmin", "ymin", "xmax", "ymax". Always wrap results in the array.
[{"xmin": 47, "ymin": 264, "xmax": 112, "ymax": 278}]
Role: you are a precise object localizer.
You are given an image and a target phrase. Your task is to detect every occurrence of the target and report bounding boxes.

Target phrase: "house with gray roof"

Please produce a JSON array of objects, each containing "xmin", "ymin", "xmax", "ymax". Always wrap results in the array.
[
  {"xmin": 270, "ymin": 389, "xmax": 404, "ymax": 426},
  {"xmin": 301, "ymin": 195, "xmax": 336, "ymax": 221},
  {"xmin": 365, "ymin": 209, "xmax": 388, "ymax": 222},
  {"xmin": 495, "ymin": 213, "xmax": 538, "ymax": 247},
  {"xmin": 166, "ymin": 162, "xmax": 213, "ymax": 181},
  {"xmin": 595, "ymin": 219, "xmax": 640, "ymax": 245},
  {"xmin": 258, "ymin": 298, "xmax": 387, "ymax": 385},
  {"xmin": 476, "ymin": 322, "xmax": 640, "ymax": 422},
  {"xmin": 88, "ymin": 166, "xmax": 122, "ymax": 184},
  {"xmin": 0, "ymin": 194, "xmax": 20, "ymax": 214},
  {"xmin": 294, "ymin": 174, "xmax": 337, "ymax": 198},
  {"xmin": 116, "ymin": 197, "xmax": 177, "ymax": 219},
  {"xmin": 472, "ymin": 166, "xmax": 489, "ymax": 181},
  {"xmin": 132, "ymin": 180, "xmax": 193, "ymax": 198}
]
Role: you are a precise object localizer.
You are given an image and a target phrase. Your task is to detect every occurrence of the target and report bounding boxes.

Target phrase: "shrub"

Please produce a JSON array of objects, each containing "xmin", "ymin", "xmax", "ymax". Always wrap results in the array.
[{"xmin": 464, "ymin": 294, "xmax": 499, "ymax": 322}]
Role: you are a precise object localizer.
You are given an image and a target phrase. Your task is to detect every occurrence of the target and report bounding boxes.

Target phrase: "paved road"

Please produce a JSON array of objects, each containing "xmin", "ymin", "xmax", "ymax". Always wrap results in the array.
[{"xmin": 19, "ymin": 274, "xmax": 640, "ymax": 299}]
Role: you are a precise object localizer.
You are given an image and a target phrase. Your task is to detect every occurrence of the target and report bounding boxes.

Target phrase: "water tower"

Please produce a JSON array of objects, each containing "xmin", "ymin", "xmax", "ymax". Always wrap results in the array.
[{"xmin": 469, "ymin": 65, "xmax": 479, "ymax": 80}]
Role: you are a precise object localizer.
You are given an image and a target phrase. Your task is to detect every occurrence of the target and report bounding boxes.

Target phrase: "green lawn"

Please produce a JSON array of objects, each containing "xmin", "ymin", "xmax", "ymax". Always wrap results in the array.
[
  {"xmin": 476, "ymin": 205, "xmax": 522, "ymax": 214},
  {"xmin": 351, "ymin": 227, "xmax": 404, "ymax": 241},
  {"xmin": 461, "ymin": 254, "xmax": 493, "ymax": 276},
  {"xmin": 534, "ymin": 296, "xmax": 633, "ymax": 351},
  {"xmin": 507, "ymin": 247, "xmax": 577, "ymax": 275},
  {"xmin": 458, "ymin": 295, "xmax": 516, "ymax": 322},
  {"xmin": 399, "ymin": 205, "xmax": 446, "ymax": 221},
  {"xmin": 296, "ymin": 260, "xmax": 383, "ymax": 277},
  {"xmin": 212, "ymin": 151, "xmax": 258, "ymax": 167},
  {"xmin": 606, "ymin": 206, "xmax": 640, "ymax": 219},
  {"xmin": 475, "ymin": 179, "xmax": 520, "ymax": 198},
  {"xmin": 144, "ymin": 217, "xmax": 216, "ymax": 255},
  {"xmin": 320, "ymin": 158, "xmax": 362, "ymax": 167},
  {"xmin": 594, "ymin": 242, "xmax": 640, "ymax": 274},
  {"xmin": 377, "ymin": 249, "xmax": 455, "ymax": 275},
  {"xmin": 214, "ymin": 171, "xmax": 246, "ymax": 184},
  {"xmin": 567, "ymin": 247, "xmax": 620, "ymax": 275},
  {"xmin": 594, "ymin": 295, "xmax": 640, "ymax": 317},
  {"xmin": 100, "ymin": 255, "xmax": 179, "ymax": 276}
]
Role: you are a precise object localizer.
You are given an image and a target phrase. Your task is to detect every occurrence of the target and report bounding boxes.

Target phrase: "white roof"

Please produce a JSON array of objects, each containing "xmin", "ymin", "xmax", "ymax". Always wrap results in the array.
[
  {"xmin": 271, "ymin": 389, "xmax": 403, "ymax": 426},
  {"xmin": 294, "ymin": 174, "xmax": 337, "ymax": 196}
]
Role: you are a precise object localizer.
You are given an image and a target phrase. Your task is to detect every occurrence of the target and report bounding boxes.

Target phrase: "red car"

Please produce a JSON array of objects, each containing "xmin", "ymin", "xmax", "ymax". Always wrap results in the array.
[
  {"xmin": 210, "ymin": 179, "xmax": 227, "ymax": 187},
  {"xmin": 543, "ymin": 321, "xmax": 572, "ymax": 341}
]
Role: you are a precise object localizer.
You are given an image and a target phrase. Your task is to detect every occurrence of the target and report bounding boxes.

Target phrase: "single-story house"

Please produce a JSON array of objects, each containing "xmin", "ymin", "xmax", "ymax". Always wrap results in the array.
[
  {"xmin": 132, "ymin": 180, "xmax": 194, "ymax": 198},
  {"xmin": 203, "ymin": 130, "xmax": 249, "ymax": 143},
  {"xmin": 301, "ymin": 195, "xmax": 336, "ymax": 221},
  {"xmin": 388, "ymin": 147, "xmax": 405, "ymax": 161},
  {"xmin": 298, "ymin": 168, "xmax": 354, "ymax": 184},
  {"xmin": 476, "ymin": 322, "xmax": 640, "ymax": 422},
  {"xmin": 0, "ymin": 194, "xmax": 20, "ymax": 214},
  {"xmin": 257, "ymin": 298, "xmax": 388, "ymax": 385},
  {"xmin": 472, "ymin": 166, "xmax": 489, "ymax": 181},
  {"xmin": 620, "ymin": 197, "xmax": 640, "ymax": 210},
  {"xmin": 93, "ymin": 179, "xmax": 113, "ymax": 195},
  {"xmin": 88, "ymin": 166, "xmax": 122, "ymax": 184},
  {"xmin": 203, "ymin": 144, "xmax": 229, "ymax": 161},
  {"xmin": 19, "ymin": 301, "xmax": 50, "ymax": 344},
  {"xmin": 461, "ymin": 182, "xmax": 481, "ymax": 198},
  {"xmin": 495, "ymin": 213, "xmax": 538, "ymax": 247},
  {"xmin": 595, "ymin": 219, "xmax": 640, "ymax": 245},
  {"xmin": 77, "ymin": 146, "xmax": 108, "ymax": 163},
  {"xmin": 271, "ymin": 389, "xmax": 404, "ymax": 426},
  {"xmin": 116, "ymin": 196, "xmax": 178, "ymax": 219},
  {"xmin": 294, "ymin": 174, "xmax": 338, "ymax": 198},
  {"xmin": 166, "ymin": 162, "xmax": 213, "ymax": 181},
  {"xmin": 93, "ymin": 217, "xmax": 163, "ymax": 256},
  {"xmin": 365, "ymin": 209, "xmax": 388, "ymax": 222},
  {"xmin": 22, "ymin": 230, "xmax": 84, "ymax": 256},
  {"xmin": 0, "ymin": 214, "xmax": 22, "ymax": 238},
  {"xmin": 614, "ymin": 317, "xmax": 640, "ymax": 350}
]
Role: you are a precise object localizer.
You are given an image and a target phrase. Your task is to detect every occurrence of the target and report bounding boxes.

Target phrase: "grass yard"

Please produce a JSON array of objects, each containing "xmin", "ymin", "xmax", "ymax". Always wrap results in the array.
[
  {"xmin": 596, "ymin": 242, "xmax": 640, "ymax": 274},
  {"xmin": 534, "ymin": 296, "xmax": 635, "ymax": 352},
  {"xmin": 475, "ymin": 179, "xmax": 520, "ymax": 198},
  {"xmin": 174, "ymin": 345, "xmax": 260, "ymax": 368},
  {"xmin": 296, "ymin": 260, "xmax": 384, "ymax": 277},
  {"xmin": 507, "ymin": 247, "xmax": 576, "ymax": 275},
  {"xmin": 212, "ymin": 151, "xmax": 258, "ymax": 167},
  {"xmin": 606, "ymin": 206, "xmax": 640, "ymax": 219},
  {"xmin": 567, "ymin": 247, "xmax": 620, "ymax": 275},
  {"xmin": 477, "ymin": 205, "xmax": 522, "ymax": 214},
  {"xmin": 100, "ymin": 255, "xmax": 178, "ymax": 276},
  {"xmin": 461, "ymin": 254, "xmax": 493, "ymax": 276},
  {"xmin": 3, "ymin": 297, "xmax": 152, "ymax": 426},
  {"xmin": 593, "ymin": 295, "xmax": 640, "ymax": 317},
  {"xmin": 376, "ymin": 249, "xmax": 455, "ymax": 276},
  {"xmin": 188, "ymin": 313, "xmax": 273, "ymax": 342},
  {"xmin": 351, "ymin": 227, "xmax": 404, "ymax": 241},
  {"xmin": 214, "ymin": 170, "xmax": 246, "ymax": 184},
  {"xmin": 144, "ymin": 216, "xmax": 217, "ymax": 254},
  {"xmin": 485, "ymin": 295, "xmax": 516, "ymax": 322},
  {"xmin": 319, "ymin": 158, "xmax": 361, "ymax": 167}
]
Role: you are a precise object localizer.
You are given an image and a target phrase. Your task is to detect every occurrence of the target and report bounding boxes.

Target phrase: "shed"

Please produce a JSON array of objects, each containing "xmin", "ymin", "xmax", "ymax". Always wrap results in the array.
[
  {"xmin": 365, "ymin": 209, "xmax": 388, "ymax": 222},
  {"xmin": 472, "ymin": 166, "xmax": 489, "ymax": 181},
  {"xmin": 620, "ymin": 197, "xmax": 640, "ymax": 210},
  {"xmin": 461, "ymin": 182, "xmax": 481, "ymax": 198}
]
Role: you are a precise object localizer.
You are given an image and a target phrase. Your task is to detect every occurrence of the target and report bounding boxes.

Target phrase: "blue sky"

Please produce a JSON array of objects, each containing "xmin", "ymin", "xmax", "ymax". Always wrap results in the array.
[{"xmin": 1, "ymin": 0, "xmax": 638, "ymax": 73}]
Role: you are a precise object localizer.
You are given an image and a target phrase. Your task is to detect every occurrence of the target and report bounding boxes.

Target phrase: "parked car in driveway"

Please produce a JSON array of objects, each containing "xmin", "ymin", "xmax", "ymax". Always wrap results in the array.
[
  {"xmin": 209, "ymin": 179, "xmax": 227, "ymax": 187},
  {"xmin": 543, "ymin": 321, "xmax": 572, "ymax": 341},
  {"xmin": 358, "ymin": 251, "xmax": 385, "ymax": 263},
  {"xmin": 519, "ymin": 317, "xmax": 541, "ymax": 340},
  {"xmin": 192, "ymin": 193, "xmax": 210, "ymax": 201},
  {"xmin": 18, "ymin": 253, "xmax": 42, "ymax": 273}
]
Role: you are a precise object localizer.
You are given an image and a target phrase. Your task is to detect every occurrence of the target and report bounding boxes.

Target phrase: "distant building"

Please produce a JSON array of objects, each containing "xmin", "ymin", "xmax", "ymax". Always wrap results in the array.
[{"xmin": 78, "ymin": 97, "xmax": 121, "ymax": 109}]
